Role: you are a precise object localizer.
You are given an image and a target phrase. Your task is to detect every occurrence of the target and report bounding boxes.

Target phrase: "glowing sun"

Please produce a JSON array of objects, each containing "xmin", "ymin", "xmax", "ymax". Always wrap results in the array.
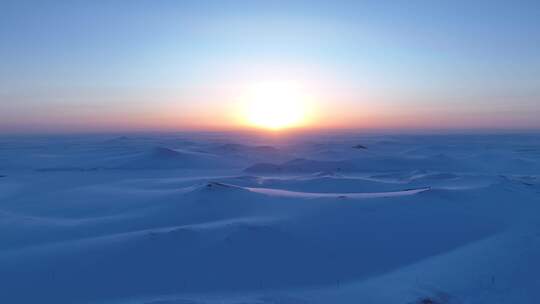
[{"xmin": 241, "ymin": 82, "xmax": 312, "ymax": 130}]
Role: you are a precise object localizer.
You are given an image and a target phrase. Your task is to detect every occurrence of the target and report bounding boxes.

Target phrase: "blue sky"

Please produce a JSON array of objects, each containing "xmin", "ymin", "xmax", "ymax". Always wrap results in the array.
[{"xmin": 1, "ymin": 0, "xmax": 539, "ymax": 132}]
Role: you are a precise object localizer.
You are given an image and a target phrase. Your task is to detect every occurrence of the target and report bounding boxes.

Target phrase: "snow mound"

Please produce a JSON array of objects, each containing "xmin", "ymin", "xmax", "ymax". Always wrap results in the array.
[
  {"xmin": 115, "ymin": 147, "xmax": 230, "ymax": 170},
  {"xmin": 245, "ymin": 158, "xmax": 356, "ymax": 174}
]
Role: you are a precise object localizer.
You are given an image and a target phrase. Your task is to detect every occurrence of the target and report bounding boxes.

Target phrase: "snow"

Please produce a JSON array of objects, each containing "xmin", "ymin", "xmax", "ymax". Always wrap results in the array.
[
  {"xmin": 234, "ymin": 183, "xmax": 431, "ymax": 199},
  {"xmin": 0, "ymin": 133, "xmax": 539, "ymax": 303}
]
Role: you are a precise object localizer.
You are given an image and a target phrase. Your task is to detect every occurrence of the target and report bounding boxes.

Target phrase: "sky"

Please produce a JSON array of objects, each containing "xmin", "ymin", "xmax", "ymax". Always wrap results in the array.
[{"xmin": 1, "ymin": 0, "xmax": 539, "ymax": 133}]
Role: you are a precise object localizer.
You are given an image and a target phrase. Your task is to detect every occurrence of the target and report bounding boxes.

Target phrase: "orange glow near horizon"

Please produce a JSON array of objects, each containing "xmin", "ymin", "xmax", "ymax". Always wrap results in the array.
[{"xmin": 14, "ymin": 75, "xmax": 539, "ymax": 133}]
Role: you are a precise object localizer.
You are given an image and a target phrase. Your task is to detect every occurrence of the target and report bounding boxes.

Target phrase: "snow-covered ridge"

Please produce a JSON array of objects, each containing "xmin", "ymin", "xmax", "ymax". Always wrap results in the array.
[{"xmin": 207, "ymin": 181, "xmax": 431, "ymax": 199}]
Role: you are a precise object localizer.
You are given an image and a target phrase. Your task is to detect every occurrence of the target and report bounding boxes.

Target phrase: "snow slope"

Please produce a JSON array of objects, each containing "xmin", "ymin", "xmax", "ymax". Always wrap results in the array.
[{"xmin": 0, "ymin": 133, "xmax": 539, "ymax": 304}]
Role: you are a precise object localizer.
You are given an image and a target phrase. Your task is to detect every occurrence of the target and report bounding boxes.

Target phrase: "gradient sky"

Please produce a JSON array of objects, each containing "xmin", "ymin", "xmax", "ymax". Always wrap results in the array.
[{"xmin": 1, "ymin": 0, "xmax": 539, "ymax": 132}]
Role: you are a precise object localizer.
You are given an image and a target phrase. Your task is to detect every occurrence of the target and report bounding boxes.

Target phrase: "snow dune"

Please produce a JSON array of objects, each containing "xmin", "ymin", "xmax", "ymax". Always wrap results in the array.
[{"xmin": 0, "ymin": 133, "xmax": 539, "ymax": 304}]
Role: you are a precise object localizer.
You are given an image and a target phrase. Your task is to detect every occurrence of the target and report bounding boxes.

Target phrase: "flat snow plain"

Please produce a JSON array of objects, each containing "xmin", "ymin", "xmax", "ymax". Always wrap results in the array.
[{"xmin": 0, "ymin": 133, "xmax": 539, "ymax": 304}]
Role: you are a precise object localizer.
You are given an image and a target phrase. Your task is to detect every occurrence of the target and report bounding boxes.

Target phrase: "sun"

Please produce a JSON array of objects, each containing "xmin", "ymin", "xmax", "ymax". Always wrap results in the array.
[{"xmin": 240, "ymin": 82, "xmax": 312, "ymax": 130}]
